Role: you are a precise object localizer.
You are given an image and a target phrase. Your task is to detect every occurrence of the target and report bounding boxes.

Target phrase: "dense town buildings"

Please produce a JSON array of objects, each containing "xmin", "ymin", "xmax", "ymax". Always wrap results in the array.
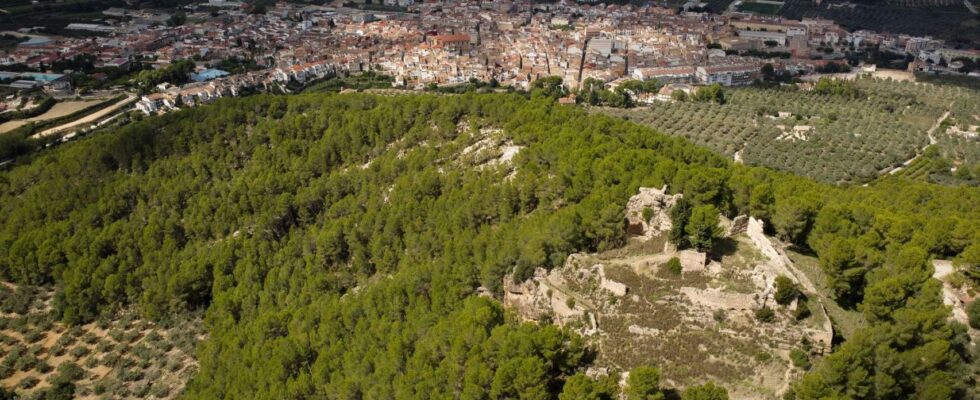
[{"xmin": 1, "ymin": 0, "xmax": 974, "ymax": 113}]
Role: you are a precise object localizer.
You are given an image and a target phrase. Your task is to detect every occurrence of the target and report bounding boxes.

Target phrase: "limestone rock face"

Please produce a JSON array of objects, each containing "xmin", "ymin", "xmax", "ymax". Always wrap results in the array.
[{"xmin": 625, "ymin": 186, "xmax": 683, "ymax": 240}]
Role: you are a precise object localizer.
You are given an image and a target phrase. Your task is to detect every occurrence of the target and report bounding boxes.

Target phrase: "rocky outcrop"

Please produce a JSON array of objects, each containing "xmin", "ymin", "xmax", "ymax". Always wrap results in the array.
[
  {"xmin": 933, "ymin": 260, "xmax": 978, "ymax": 338},
  {"xmin": 625, "ymin": 186, "xmax": 682, "ymax": 239}
]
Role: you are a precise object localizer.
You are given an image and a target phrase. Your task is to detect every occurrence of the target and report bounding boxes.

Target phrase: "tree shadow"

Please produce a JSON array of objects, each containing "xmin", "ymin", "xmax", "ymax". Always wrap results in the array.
[
  {"xmin": 786, "ymin": 243, "xmax": 816, "ymax": 257},
  {"xmin": 708, "ymin": 237, "xmax": 738, "ymax": 260},
  {"xmin": 663, "ymin": 388, "xmax": 682, "ymax": 400}
]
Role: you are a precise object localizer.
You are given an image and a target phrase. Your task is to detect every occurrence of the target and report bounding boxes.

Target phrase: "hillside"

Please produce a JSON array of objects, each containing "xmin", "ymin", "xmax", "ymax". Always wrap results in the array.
[{"xmin": 0, "ymin": 92, "xmax": 978, "ymax": 399}]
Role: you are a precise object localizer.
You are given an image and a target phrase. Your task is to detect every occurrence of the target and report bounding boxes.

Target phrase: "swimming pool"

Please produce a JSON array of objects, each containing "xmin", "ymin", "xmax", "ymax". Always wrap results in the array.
[{"xmin": 192, "ymin": 69, "xmax": 230, "ymax": 82}]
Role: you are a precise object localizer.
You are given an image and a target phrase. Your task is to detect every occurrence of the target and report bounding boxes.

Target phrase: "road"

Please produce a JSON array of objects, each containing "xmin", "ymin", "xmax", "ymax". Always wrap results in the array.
[{"xmin": 30, "ymin": 95, "xmax": 136, "ymax": 139}]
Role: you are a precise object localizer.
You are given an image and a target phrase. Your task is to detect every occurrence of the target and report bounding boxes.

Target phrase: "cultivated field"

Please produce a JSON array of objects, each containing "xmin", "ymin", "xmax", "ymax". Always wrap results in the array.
[
  {"xmin": 600, "ymin": 77, "xmax": 980, "ymax": 184},
  {"xmin": 0, "ymin": 283, "xmax": 202, "ymax": 399},
  {"xmin": 0, "ymin": 100, "xmax": 102, "ymax": 133}
]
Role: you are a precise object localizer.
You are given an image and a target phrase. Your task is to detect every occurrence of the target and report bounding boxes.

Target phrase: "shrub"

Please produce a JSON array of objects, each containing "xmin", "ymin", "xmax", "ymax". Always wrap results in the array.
[
  {"xmin": 36, "ymin": 360, "xmax": 53, "ymax": 373},
  {"xmin": 102, "ymin": 352, "xmax": 122, "ymax": 368},
  {"xmin": 18, "ymin": 376, "xmax": 39, "ymax": 389},
  {"xmin": 14, "ymin": 354, "xmax": 37, "ymax": 372},
  {"xmin": 9, "ymin": 316, "xmax": 28, "ymax": 332},
  {"xmin": 755, "ymin": 306, "xmax": 775, "ymax": 323},
  {"xmin": 123, "ymin": 329, "xmax": 142, "ymax": 343},
  {"xmin": 94, "ymin": 381, "xmax": 108, "ymax": 395},
  {"xmin": 65, "ymin": 326, "xmax": 83, "ymax": 338},
  {"xmin": 23, "ymin": 329, "xmax": 44, "ymax": 344},
  {"xmin": 968, "ymin": 301, "xmax": 980, "ymax": 330},
  {"xmin": 57, "ymin": 362, "xmax": 86, "ymax": 382},
  {"xmin": 132, "ymin": 382, "xmax": 151, "ymax": 398},
  {"xmin": 118, "ymin": 367, "xmax": 144, "ymax": 382},
  {"xmin": 151, "ymin": 383, "xmax": 172, "ymax": 398},
  {"xmin": 682, "ymin": 381, "xmax": 729, "ymax": 400},
  {"xmin": 713, "ymin": 309, "xmax": 726, "ymax": 323},
  {"xmin": 666, "ymin": 257, "xmax": 683, "ymax": 275},
  {"xmin": 96, "ymin": 341, "xmax": 112, "ymax": 353},
  {"xmin": 642, "ymin": 207, "xmax": 655, "ymax": 222},
  {"xmin": 69, "ymin": 345, "xmax": 90, "ymax": 359},
  {"xmin": 50, "ymin": 343, "xmax": 67, "ymax": 357},
  {"xmin": 55, "ymin": 333, "xmax": 76, "ymax": 347},
  {"xmin": 774, "ymin": 276, "xmax": 800, "ymax": 306},
  {"xmin": 626, "ymin": 366, "xmax": 664, "ymax": 400},
  {"xmin": 82, "ymin": 332, "xmax": 98, "ymax": 345},
  {"xmin": 145, "ymin": 368, "xmax": 162, "ymax": 381},
  {"xmin": 0, "ymin": 333, "xmax": 15, "ymax": 346},
  {"xmin": 107, "ymin": 328, "xmax": 125, "ymax": 342},
  {"xmin": 167, "ymin": 358, "xmax": 184, "ymax": 372},
  {"xmin": 46, "ymin": 380, "xmax": 77, "ymax": 400},
  {"xmin": 566, "ymin": 298, "xmax": 576, "ymax": 309},
  {"xmin": 793, "ymin": 298, "xmax": 811, "ymax": 320},
  {"xmin": 145, "ymin": 331, "xmax": 164, "ymax": 345},
  {"xmin": 790, "ymin": 349, "xmax": 811, "ymax": 370}
]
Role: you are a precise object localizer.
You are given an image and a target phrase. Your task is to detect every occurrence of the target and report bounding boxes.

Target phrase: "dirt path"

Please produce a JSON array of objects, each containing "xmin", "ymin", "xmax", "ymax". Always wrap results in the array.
[{"xmin": 30, "ymin": 95, "xmax": 136, "ymax": 139}]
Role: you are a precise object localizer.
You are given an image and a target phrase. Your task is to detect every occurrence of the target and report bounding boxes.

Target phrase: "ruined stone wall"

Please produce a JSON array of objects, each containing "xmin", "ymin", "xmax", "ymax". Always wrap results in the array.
[
  {"xmin": 727, "ymin": 215, "xmax": 749, "ymax": 237},
  {"xmin": 747, "ymin": 217, "xmax": 781, "ymax": 263}
]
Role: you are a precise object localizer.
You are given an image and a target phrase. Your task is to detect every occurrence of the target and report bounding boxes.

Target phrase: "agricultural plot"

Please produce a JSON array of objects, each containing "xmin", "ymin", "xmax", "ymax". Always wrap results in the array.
[
  {"xmin": 0, "ymin": 284, "xmax": 202, "ymax": 399},
  {"xmin": 0, "ymin": 100, "xmax": 102, "ymax": 134},
  {"xmin": 600, "ymin": 78, "xmax": 979, "ymax": 183}
]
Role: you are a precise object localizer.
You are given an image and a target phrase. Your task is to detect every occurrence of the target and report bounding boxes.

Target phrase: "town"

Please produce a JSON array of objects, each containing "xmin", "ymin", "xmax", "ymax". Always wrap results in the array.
[{"xmin": 0, "ymin": 0, "xmax": 978, "ymax": 115}]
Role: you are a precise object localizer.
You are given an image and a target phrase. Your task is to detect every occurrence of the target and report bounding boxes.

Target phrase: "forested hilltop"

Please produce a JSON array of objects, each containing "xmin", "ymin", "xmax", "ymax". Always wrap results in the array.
[{"xmin": 0, "ymin": 92, "xmax": 978, "ymax": 399}]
